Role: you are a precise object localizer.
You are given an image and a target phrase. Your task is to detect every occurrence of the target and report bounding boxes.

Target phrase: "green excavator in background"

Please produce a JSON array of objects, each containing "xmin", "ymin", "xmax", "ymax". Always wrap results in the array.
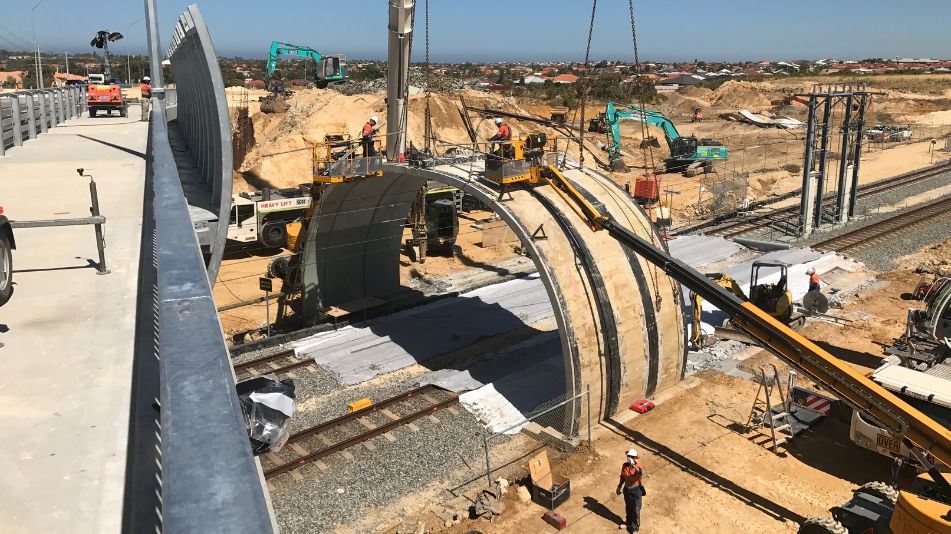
[
  {"xmin": 261, "ymin": 41, "xmax": 347, "ymax": 113},
  {"xmin": 589, "ymin": 101, "xmax": 729, "ymax": 173}
]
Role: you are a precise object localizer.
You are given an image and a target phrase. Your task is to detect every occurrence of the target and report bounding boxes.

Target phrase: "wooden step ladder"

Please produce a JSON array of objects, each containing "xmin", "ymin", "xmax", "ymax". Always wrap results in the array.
[{"xmin": 746, "ymin": 364, "xmax": 796, "ymax": 453}]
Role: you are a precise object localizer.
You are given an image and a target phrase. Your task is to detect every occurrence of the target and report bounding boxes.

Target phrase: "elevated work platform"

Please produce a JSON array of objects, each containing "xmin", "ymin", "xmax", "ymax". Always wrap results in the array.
[{"xmin": 0, "ymin": 111, "xmax": 148, "ymax": 533}]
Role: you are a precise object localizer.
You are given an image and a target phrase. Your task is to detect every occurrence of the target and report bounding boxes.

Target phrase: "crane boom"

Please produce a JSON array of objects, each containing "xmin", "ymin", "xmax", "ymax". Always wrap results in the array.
[{"xmin": 538, "ymin": 163, "xmax": 951, "ymax": 470}]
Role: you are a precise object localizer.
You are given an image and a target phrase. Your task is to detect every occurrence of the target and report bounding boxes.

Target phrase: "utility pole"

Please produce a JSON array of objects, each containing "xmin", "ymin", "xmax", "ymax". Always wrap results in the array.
[
  {"xmin": 65, "ymin": 50, "xmax": 69, "ymax": 75},
  {"xmin": 31, "ymin": 0, "xmax": 44, "ymax": 89},
  {"xmin": 38, "ymin": 47, "xmax": 44, "ymax": 89},
  {"xmin": 127, "ymin": 54, "xmax": 131, "ymax": 83}
]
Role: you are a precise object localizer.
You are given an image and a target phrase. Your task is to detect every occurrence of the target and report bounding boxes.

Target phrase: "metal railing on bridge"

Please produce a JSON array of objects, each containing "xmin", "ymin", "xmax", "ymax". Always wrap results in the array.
[
  {"xmin": 124, "ymin": 3, "xmax": 273, "ymax": 533},
  {"xmin": 0, "ymin": 86, "xmax": 87, "ymax": 156}
]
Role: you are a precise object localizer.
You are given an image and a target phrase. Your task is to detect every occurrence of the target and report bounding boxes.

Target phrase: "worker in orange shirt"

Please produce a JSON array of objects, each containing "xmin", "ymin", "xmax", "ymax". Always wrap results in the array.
[
  {"xmin": 615, "ymin": 448, "xmax": 646, "ymax": 532},
  {"xmin": 806, "ymin": 267, "xmax": 821, "ymax": 292},
  {"xmin": 489, "ymin": 118, "xmax": 513, "ymax": 158},
  {"xmin": 361, "ymin": 116, "xmax": 379, "ymax": 157},
  {"xmin": 140, "ymin": 76, "xmax": 152, "ymax": 121}
]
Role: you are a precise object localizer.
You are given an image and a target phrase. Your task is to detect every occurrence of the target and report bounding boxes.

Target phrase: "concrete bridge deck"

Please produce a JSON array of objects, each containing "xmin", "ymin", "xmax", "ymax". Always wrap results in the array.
[{"xmin": 0, "ymin": 110, "xmax": 148, "ymax": 533}]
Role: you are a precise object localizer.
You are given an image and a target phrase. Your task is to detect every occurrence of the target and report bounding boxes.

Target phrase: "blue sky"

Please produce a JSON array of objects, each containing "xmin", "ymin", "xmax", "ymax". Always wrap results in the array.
[{"xmin": 1, "ymin": 0, "xmax": 949, "ymax": 62}]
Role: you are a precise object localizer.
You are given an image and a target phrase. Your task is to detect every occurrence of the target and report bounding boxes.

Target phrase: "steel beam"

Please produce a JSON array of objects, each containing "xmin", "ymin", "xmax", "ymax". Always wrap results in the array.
[
  {"xmin": 798, "ymin": 95, "xmax": 818, "ymax": 237},
  {"xmin": 835, "ymin": 93, "xmax": 854, "ymax": 223}
]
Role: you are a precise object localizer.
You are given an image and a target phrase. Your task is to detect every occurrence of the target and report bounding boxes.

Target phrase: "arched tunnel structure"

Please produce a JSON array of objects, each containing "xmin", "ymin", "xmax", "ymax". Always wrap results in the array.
[{"xmin": 298, "ymin": 160, "xmax": 687, "ymax": 426}]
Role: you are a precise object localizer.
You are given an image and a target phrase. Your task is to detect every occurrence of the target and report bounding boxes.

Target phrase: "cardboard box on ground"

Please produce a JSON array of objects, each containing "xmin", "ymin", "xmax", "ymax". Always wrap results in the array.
[{"xmin": 529, "ymin": 449, "xmax": 571, "ymax": 510}]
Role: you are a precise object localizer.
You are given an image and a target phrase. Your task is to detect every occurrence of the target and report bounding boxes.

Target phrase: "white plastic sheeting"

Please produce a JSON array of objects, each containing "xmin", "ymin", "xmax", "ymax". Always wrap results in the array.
[{"xmin": 293, "ymin": 275, "xmax": 554, "ymax": 385}]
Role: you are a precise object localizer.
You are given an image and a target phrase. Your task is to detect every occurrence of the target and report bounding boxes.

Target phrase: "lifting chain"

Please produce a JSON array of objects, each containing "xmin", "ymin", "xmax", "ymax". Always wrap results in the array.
[
  {"xmin": 575, "ymin": 0, "xmax": 598, "ymax": 167},
  {"xmin": 628, "ymin": 0, "xmax": 657, "ymax": 177},
  {"xmin": 626, "ymin": 0, "xmax": 663, "ymax": 309}
]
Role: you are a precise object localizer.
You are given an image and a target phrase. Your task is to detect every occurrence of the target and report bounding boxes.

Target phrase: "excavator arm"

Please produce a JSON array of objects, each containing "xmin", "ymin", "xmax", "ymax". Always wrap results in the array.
[
  {"xmin": 540, "ymin": 163, "xmax": 951, "ymax": 474},
  {"xmin": 603, "ymin": 101, "xmax": 683, "ymax": 163},
  {"xmin": 265, "ymin": 41, "xmax": 344, "ymax": 86}
]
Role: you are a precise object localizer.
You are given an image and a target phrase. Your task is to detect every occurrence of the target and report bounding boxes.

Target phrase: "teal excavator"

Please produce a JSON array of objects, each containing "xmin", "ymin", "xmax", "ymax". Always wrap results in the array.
[
  {"xmin": 590, "ymin": 101, "xmax": 728, "ymax": 172},
  {"xmin": 264, "ymin": 41, "xmax": 345, "ymax": 89},
  {"xmin": 261, "ymin": 41, "xmax": 346, "ymax": 113}
]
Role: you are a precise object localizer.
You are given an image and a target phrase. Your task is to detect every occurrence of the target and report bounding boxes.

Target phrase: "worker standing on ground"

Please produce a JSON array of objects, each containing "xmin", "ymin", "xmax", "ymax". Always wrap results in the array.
[
  {"xmin": 807, "ymin": 267, "xmax": 821, "ymax": 292},
  {"xmin": 489, "ymin": 118, "xmax": 513, "ymax": 158},
  {"xmin": 615, "ymin": 448, "xmax": 645, "ymax": 533},
  {"xmin": 140, "ymin": 77, "xmax": 152, "ymax": 121},
  {"xmin": 361, "ymin": 116, "xmax": 379, "ymax": 157}
]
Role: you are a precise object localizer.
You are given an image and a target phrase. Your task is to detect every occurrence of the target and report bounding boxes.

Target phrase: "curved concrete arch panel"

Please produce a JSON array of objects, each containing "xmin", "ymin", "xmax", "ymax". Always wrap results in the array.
[{"xmin": 299, "ymin": 160, "xmax": 686, "ymax": 428}]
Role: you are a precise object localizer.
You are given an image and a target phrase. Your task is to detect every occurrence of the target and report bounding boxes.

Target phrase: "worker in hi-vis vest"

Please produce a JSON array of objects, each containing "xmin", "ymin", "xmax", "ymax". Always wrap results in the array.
[{"xmin": 615, "ymin": 448, "xmax": 646, "ymax": 532}]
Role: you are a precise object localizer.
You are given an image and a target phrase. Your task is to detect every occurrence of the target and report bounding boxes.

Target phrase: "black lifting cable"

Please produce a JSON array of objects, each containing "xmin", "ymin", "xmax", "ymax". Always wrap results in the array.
[
  {"xmin": 576, "ymin": 0, "xmax": 598, "ymax": 168},
  {"xmin": 628, "ymin": 0, "xmax": 658, "ymax": 177}
]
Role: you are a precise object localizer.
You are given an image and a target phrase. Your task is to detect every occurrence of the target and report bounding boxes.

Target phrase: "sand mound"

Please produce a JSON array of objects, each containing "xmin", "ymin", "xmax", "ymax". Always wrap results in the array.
[
  {"xmin": 709, "ymin": 80, "xmax": 775, "ymax": 110},
  {"xmin": 235, "ymin": 88, "xmax": 565, "ymax": 192},
  {"xmin": 678, "ymin": 86, "xmax": 712, "ymax": 98},
  {"xmin": 657, "ymin": 92, "xmax": 710, "ymax": 119}
]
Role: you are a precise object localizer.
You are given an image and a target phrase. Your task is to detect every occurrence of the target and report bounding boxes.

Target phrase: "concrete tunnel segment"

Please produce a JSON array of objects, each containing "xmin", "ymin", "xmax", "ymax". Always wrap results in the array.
[{"xmin": 298, "ymin": 160, "xmax": 687, "ymax": 428}]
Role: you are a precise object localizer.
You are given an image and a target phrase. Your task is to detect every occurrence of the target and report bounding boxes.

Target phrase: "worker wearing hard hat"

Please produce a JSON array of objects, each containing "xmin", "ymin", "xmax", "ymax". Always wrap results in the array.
[
  {"xmin": 615, "ymin": 448, "xmax": 646, "ymax": 533},
  {"xmin": 489, "ymin": 118, "xmax": 513, "ymax": 158},
  {"xmin": 806, "ymin": 267, "xmax": 821, "ymax": 292},
  {"xmin": 140, "ymin": 77, "xmax": 152, "ymax": 98},
  {"xmin": 140, "ymin": 77, "xmax": 152, "ymax": 121},
  {"xmin": 361, "ymin": 116, "xmax": 379, "ymax": 157}
]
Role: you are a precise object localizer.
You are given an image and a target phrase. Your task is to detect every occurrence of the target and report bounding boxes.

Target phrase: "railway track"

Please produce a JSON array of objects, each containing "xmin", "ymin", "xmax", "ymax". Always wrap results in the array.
[
  {"xmin": 232, "ymin": 349, "xmax": 313, "ymax": 381},
  {"xmin": 262, "ymin": 384, "xmax": 459, "ymax": 480},
  {"xmin": 811, "ymin": 194, "xmax": 951, "ymax": 253},
  {"xmin": 699, "ymin": 161, "xmax": 951, "ymax": 238}
]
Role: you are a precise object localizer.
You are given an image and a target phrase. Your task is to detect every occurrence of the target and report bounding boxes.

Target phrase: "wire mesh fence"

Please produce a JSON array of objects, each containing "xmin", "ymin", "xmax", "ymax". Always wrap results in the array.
[{"xmin": 481, "ymin": 385, "xmax": 591, "ymax": 486}]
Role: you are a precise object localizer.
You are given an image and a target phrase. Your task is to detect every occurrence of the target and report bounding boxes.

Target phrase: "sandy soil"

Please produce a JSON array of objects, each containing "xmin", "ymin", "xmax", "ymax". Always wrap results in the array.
[{"xmin": 377, "ymin": 373, "xmax": 894, "ymax": 534}]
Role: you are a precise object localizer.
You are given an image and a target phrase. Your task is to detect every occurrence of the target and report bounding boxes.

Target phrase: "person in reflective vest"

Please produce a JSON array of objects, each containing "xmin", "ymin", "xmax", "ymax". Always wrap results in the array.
[
  {"xmin": 361, "ymin": 116, "xmax": 379, "ymax": 157},
  {"xmin": 615, "ymin": 448, "xmax": 645, "ymax": 532},
  {"xmin": 806, "ymin": 267, "xmax": 821, "ymax": 292},
  {"xmin": 140, "ymin": 77, "xmax": 152, "ymax": 99},
  {"xmin": 489, "ymin": 118, "xmax": 513, "ymax": 158}
]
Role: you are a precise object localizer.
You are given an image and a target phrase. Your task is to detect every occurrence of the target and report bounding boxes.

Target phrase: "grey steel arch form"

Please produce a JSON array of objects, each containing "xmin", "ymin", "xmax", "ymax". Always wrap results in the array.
[
  {"xmin": 300, "ymin": 161, "xmax": 686, "ymax": 427},
  {"xmin": 165, "ymin": 4, "xmax": 232, "ymax": 283}
]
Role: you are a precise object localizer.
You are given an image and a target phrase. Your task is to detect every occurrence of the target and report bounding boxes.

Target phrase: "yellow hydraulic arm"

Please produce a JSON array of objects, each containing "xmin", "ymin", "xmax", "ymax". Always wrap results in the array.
[{"xmin": 540, "ymin": 164, "xmax": 951, "ymax": 471}]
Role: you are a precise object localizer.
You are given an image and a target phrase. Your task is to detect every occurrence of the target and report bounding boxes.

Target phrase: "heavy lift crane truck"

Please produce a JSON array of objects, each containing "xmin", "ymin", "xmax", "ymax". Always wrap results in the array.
[{"xmin": 482, "ymin": 133, "xmax": 951, "ymax": 533}]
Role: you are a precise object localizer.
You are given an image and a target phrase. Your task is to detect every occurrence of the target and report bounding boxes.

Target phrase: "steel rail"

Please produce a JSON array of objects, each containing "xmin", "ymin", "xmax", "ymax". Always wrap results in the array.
[
  {"xmin": 812, "ymin": 195, "xmax": 951, "ymax": 252},
  {"xmin": 263, "ymin": 384, "xmax": 457, "ymax": 478},
  {"xmin": 704, "ymin": 162, "xmax": 951, "ymax": 238}
]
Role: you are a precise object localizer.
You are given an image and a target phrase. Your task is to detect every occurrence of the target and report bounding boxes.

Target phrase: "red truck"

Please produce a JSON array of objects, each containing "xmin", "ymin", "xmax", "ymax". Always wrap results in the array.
[{"xmin": 86, "ymin": 74, "xmax": 127, "ymax": 117}]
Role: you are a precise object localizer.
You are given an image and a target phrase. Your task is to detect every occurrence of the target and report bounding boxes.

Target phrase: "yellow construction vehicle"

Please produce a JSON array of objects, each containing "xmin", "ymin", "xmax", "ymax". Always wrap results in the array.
[
  {"xmin": 481, "ymin": 134, "xmax": 951, "ymax": 534},
  {"xmin": 691, "ymin": 262, "xmax": 807, "ymax": 350}
]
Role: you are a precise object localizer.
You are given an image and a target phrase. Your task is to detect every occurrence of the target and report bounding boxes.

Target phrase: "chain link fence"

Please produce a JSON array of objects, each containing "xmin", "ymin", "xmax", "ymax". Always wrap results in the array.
[{"xmin": 481, "ymin": 385, "xmax": 591, "ymax": 486}]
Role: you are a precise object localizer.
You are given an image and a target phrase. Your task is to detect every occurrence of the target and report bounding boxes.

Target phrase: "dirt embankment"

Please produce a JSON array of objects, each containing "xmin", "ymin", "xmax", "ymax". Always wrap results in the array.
[{"xmin": 235, "ymin": 88, "xmax": 583, "ymax": 192}]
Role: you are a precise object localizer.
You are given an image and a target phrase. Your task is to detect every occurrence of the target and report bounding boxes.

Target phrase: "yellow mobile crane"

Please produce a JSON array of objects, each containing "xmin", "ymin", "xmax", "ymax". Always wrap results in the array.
[{"xmin": 481, "ymin": 133, "xmax": 951, "ymax": 534}]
